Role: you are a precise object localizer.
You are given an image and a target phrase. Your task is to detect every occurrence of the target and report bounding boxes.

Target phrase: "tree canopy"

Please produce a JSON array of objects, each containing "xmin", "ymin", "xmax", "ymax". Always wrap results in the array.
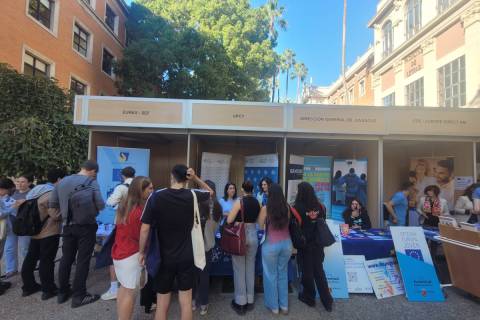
[
  {"xmin": 116, "ymin": 1, "xmax": 279, "ymax": 101},
  {"xmin": 0, "ymin": 64, "xmax": 87, "ymax": 178}
]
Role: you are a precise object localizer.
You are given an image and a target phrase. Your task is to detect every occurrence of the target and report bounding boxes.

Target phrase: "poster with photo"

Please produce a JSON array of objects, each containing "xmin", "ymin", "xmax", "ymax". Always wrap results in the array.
[
  {"xmin": 409, "ymin": 157, "xmax": 455, "ymax": 210},
  {"xmin": 332, "ymin": 159, "xmax": 368, "ymax": 221}
]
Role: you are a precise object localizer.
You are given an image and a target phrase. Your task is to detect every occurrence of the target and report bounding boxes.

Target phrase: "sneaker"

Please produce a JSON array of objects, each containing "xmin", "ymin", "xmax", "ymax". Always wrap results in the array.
[
  {"xmin": 57, "ymin": 290, "xmax": 72, "ymax": 304},
  {"xmin": 246, "ymin": 303, "xmax": 254, "ymax": 312},
  {"xmin": 100, "ymin": 289, "xmax": 117, "ymax": 301},
  {"xmin": 280, "ymin": 308, "xmax": 289, "ymax": 315},
  {"xmin": 268, "ymin": 308, "xmax": 279, "ymax": 315},
  {"xmin": 231, "ymin": 300, "xmax": 246, "ymax": 315},
  {"xmin": 200, "ymin": 305, "xmax": 208, "ymax": 316},
  {"xmin": 22, "ymin": 284, "xmax": 42, "ymax": 297},
  {"xmin": 71, "ymin": 293, "xmax": 100, "ymax": 308},
  {"xmin": 0, "ymin": 281, "xmax": 12, "ymax": 290},
  {"xmin": 42, "ymin": 290, "xmax": 58, "ymax": 301}
]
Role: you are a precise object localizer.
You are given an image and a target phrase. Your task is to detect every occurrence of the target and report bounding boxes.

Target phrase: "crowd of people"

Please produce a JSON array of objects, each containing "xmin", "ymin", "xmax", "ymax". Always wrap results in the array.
[{"xmin": 0, "ymin": 161, "xmax": 335, "ymax": 320}]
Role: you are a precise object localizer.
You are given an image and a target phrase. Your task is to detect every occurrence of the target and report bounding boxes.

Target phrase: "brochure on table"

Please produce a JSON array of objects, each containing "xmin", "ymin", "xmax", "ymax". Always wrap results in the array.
[
  {"xmin": 344, "ymin": 255, "xmax": 373, "ymax": 293},
  {"xmin": 364, "ymin": 257, "xmax": 405, "ymax": 299},
  {"xmin": 323, "ymin": 220, "xmax": 349, "ymax": 298},
  {"xmin": 390, "ymin": 227, "xmax": 444, "ymax": 302},
  {"xmin": 96, "ymin": 146, "xmax": 150, "ymax": 224}
]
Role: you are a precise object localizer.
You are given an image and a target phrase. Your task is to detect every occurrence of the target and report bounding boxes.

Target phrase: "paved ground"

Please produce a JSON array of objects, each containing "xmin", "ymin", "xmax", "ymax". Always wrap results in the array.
[{"xmin": 1, "ymin": 265, "xmax": 479, "ymax": 320}]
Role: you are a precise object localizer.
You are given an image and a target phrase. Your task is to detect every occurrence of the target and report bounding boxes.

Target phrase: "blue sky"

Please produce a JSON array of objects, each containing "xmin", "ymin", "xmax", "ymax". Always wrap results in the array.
[{"xmin": 124, "ymin": 0, "xmax": 378, "ymax": 100}]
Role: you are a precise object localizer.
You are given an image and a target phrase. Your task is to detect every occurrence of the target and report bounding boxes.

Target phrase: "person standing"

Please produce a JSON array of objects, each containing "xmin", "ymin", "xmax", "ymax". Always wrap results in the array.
[
  {"xmin": 226, "ymin": 181, "xmax": 261, "ymax": 315},
  {"xmin": 193, "ymin": 180, "xmax": 222, "ymax": 316},
  {"xmin": 102, "ymin": 166, "xmax": 136, "ymax": 301},
  {"xmin": 113, "ymin": 176, "xmax": 153, "ymax": 320},
  {"xmin": 3, "ymin": 174, "xmax": 32, "ymax": 279},
  {"xmin": 293, "ymin": 182, "xmax": 333, "ymax": 312},
  {"xmin": 0, "ymin": 178, "xmax": 17, "ymax": 295},
  {"xmin": 138, "ymin": 165, "xmax": 213, "ymax": 320},
  {"xmin": 20, "ymin": 169, "xmax": 66, "ymax": 300},
  {"xmin": 257, "ymin": 183, "xmax": 292, "ymax": 315},
  {"xmin": 417, "ymin": 185, "xmax": 449, "ymax": 227},
  {"xmin": 219, "ymin": 182, "xmax": 237, "ymax": 217},
  {"xmin": 384, "ymin": 182, "xmax": 414, "ymax": 226},
  {"xmin": 454, "ymin": 183, "xmax": 479, "ymax": 223},
  {"xmin": 257, "ymin": 177, "xmax": 272, "ymax": 207},
  {"xmin": 49, "ymin": 160, "xmax": 105, "ymax": 308}
]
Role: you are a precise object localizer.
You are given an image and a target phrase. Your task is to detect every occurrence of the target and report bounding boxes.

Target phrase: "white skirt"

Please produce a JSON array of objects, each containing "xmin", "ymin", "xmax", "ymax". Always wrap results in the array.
[{"xmin": 113, "ymin": 253, "xmax": 143, "ymax": 289}]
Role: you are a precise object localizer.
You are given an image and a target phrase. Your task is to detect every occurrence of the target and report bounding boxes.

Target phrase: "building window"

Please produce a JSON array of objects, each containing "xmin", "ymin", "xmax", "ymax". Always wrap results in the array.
[
  {"xmin": 105, "ymin": 4, "xmax": 117, "ymax": 33},
  {"xmin": 359, "ymin": 79, "xmax": 366, "ymax": 97},
  {"xmin": 70, "ymin": 78, "xmax": 87, "ymax": 95},
  {"xmin": 347, "ymin": 88, "xmax": 354, "ymax": 103},
  {"xmin": 382, "ymin": 20, "xmax": 393, "ymax": 58},
  {"xmin": 102, "ymin": 48, "xmax": 115, "ymax": 76},
  {"xmin": 406, "ymin": 0, "xmax": 422, "ymax": 39},
  {"xmin": 438, "ymin": 56, "xmax": 466, "ymax": 108},
  {"xmin": 73, "ymin": 24, "xmax": 90, "ymax": 57},
  {"xmin": 438, "ymin": 0, "xmax": 457, "ymax": 14},
  {"xmin": 28, "ymin": 0, "xmax": 54, "ymax": 29},
  {"xmin": 405, "ymin": 77, "xmax": 424, "ymax": 106},
  {"xmin": 383, "ymin": 93, "xmax": 395, "ymax": 106},
  {"xmin": 24, "ymin": 52, "xmax": 50, "ymax": 78}
]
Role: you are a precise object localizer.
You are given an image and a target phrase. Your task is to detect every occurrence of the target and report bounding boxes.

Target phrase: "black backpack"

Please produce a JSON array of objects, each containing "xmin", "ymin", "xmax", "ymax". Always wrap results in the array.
[
  {"xmin": 13, "ymin": 196, "xmax": 48, "ymax": 236},
  {"xmin": 67, "ymin": 178, "xmax": 97, "ymax": 225},
  {"xmin": 289, "ymin": 206, "xmax": 307, "ymax": 249}
]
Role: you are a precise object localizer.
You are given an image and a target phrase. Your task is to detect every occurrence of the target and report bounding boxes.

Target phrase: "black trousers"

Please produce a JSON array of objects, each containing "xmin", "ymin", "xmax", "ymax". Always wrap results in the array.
[
  {"xmin": 193, "ymin": 249, "xmax": 213, "ymax": 306},
  {"xmin": 298, "ymin": 243, "xmax": 333, "ymax": 307},
  {"xmin": 21, "ymin": 235, "xmax": 59, "ymax": 293},
  {"xmin": 58, "ymin": 224, "xmax": 97, "ymax": 298}
]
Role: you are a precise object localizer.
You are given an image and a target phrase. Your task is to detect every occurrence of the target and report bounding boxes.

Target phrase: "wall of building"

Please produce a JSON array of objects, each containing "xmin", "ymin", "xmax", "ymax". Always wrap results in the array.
[{"xmin": 0, "ymin": 0, "xmax": 127, "ymax": 95}]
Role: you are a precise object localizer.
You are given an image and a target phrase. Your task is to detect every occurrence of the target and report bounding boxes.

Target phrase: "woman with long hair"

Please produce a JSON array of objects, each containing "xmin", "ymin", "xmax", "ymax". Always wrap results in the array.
[
  {"xmin": 417, "ymin": 185, "xmax": 449, "ymax": 227},
  {"xmin": 257, "ymin": 184, "xmax": 292, "ymax": 315},
  {"xmin": 257, "ymin": 177, "xmax": 272, "ymax": 207},
  {"xmin": 219, "ymin": 182, "xmax": 237, "ymax": 217},
  {"xmin": 294, "ymin": 182, "xmax": 333, "ymax": 312},
  {"xmin": 112, "ymin": 176, "xmax": 153, "ymax": 320},
  {"xmin": 226, "ymin": 181, "xmax": 260, "ymax": 315},
  {"xmin": 342, "ymin": 198, "xmax": 371, "ymax": 230}
]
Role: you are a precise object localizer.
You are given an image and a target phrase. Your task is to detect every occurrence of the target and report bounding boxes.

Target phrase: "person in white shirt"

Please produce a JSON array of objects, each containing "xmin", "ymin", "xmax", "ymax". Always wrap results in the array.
[
  {"xmin": 101, "ymin": 166, "xmax": 135, "ymax": 301},
  {"xmin": 455, "ymin": 183, "xmax": 480, "ymax": 223}
]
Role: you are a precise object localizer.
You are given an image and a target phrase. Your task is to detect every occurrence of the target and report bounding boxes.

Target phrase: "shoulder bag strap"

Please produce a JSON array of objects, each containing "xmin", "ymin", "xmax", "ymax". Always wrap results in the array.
[
  {"xmin": 290, "ymin": 206, "xmax": 303, "ymax": 226},
  {"xmin": 191, "ymin": 190, "xmax": 200, "ymax": 226}
]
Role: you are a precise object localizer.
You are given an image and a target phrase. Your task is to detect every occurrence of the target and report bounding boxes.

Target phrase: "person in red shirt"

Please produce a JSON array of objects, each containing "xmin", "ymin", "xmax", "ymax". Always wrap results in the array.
[{"xmin": 112, "ymin": 176, "xmax": 153, "ymax": 320}]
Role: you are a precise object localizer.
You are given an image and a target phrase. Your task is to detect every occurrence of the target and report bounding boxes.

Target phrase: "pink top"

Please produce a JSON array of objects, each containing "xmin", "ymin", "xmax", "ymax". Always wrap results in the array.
[{"xmin": 267, "ymin": 224, "xmax": 290, "ymax": 243}]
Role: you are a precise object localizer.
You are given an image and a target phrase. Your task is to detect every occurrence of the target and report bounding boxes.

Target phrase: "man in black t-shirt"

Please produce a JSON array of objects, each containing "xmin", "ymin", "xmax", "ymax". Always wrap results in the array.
[{"xmin": 139, "ymin": 164, "xmax": 212, "ymax": 320}]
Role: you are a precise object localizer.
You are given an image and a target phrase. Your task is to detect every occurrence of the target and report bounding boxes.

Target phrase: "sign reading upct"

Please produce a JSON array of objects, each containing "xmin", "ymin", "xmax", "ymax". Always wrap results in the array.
[
  {"xmin": 293, "ymin": 107, "xmax": 385, "ymax": 134},
  {"xmin": 191, "ymin": 103, "xmax": 284, "ymax": 129}
]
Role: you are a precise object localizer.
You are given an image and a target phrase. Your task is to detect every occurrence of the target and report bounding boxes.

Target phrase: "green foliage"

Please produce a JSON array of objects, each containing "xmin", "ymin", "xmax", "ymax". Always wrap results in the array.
[
  {"xmin": 117, "ymin": 1, "xmax": 279, "ymax": 101},
  {"xmin": 0, "ymin": 64, "xmax": 88, "ymax": 178}
]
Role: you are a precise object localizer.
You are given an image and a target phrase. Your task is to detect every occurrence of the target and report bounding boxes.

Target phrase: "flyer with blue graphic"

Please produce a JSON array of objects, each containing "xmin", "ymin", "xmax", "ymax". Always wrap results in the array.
[
  {"xmin": 390, "ymin": 227, "xmax": 444, "ymax": 302},
  {"xmin": 97, "ymin": 146, "xmax": 150, "ymax": 224},
  {"xmin": 364, "ymin": 257, "xmax": 405, "ymax": 299}
]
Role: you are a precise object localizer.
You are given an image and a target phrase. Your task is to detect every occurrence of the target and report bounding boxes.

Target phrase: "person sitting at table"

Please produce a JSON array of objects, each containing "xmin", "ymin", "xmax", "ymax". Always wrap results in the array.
[
  {"xmin": 219, "ymin": 182, "xmax": 237, "ymax": 217},
  {"xmin": 455, "ymin": 183, "xmax": 480, "ymax": 224},
  {"xmin": 293, "ymin": 182, "xmax": 333, "ymax": 312},
  {"xmin": 417, "ymin": 185, "xmax": 449, "ymax": 227},
  {"xmin": 342, "ymin": 198, "xmax": 371, "ymax": 230},
  {"xmin": 226, "ymin": 181, "xmax": 260, "ymax": 315}
]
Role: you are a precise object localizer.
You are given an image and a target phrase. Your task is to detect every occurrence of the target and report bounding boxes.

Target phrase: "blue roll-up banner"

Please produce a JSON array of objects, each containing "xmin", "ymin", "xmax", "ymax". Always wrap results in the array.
[
  {"xmin": 96, "ymin": 146, "xmax": 150, "ymax": 224},
  {"xmin": 323, "ymin": 220, "xmax": 349, "ymax": 299},
  {"xmin": 390, "ymin": 227, "xmax": 444, "ymax": 302},
  {"xmin": 244, "ymin": 154, "xmax": 279, "ymax": 196}
]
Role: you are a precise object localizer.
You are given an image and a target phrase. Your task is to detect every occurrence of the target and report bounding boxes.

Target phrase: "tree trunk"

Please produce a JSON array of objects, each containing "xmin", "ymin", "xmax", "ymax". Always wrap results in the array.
[
  {"xmin": 296, "ymin": 76, "xmax": 300, "ymax": 103},
  {"xmin": 285, "ymin": 68, "xmax": 289, "ymax": 102},
  {"xmin": 271, "ymin": 69, "xmax": 276, "ymax": 102}
]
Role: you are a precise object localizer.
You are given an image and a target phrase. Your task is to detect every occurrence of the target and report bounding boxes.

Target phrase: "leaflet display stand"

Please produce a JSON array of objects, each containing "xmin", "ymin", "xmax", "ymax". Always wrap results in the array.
[{"xmin": 438, "ymin": 224, "xmax": 480, "ymax": 298}]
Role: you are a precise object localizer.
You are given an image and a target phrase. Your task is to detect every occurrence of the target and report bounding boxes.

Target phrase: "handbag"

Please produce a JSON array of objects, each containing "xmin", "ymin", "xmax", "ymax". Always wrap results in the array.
[
  {"xmin": 289, "ymin": 206, "xmax": 307, "ymax": 249},
  {"xmin": 191, "ymin": 190, "xmax": 206, "ymax": 270},
  {"xmin": 146, "ymin": 227, "xmax": 161, "ymax": 277},
  {"xmin": 220, "ymin": 199, "xmax": 246, "ymax": 256},
  {"xmin": 315, "ymin": 217, "xmax": 336, "ymax": 248}
]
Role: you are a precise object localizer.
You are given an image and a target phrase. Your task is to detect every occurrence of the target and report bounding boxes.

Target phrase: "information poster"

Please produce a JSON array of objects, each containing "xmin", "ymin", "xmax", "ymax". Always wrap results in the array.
[
  {"xmin": 344, "ymin": 255, "xmax": 373, "ymax": 293},
  {"xmin": 244, "ymin": 154, "xmax": 279, "ymax": 196},
  {"xmin": 287, "ymin": 155, "xmax": 304, "ymax": 204},
  {"xmin": 323, "ymin": 220, "xmax": 349, "ymax": 299},
  {"xmin": 201, "ymin": 152, "xmax": 232, "ymax": 200},
  {"xmin": 364, "ymin": 258, "xmax": 405, "ymax": 299},
  {"xmin": 303, "ymin": 156, "xmax": 332, "ymax": 217},
  {"xmin": 96, "ymin": 146, "xmax": 150, "ymax": 224},
  {"xmin": 390, "ymin": 227, "xmax": 444, "ymax": 302}
]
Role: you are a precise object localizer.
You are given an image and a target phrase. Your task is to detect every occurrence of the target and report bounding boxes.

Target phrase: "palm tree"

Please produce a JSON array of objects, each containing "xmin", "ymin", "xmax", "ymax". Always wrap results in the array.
[
  {"xmin": 266, "ymin": 0, "xmax": 287, "ymax": 102},
  {"xmin": 281, "ymin": 49, "xmax": 296, "ymax": 102},
  {"xmin": 291, "ymin": 62, "xmax": 308, "ymax": 103}
]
